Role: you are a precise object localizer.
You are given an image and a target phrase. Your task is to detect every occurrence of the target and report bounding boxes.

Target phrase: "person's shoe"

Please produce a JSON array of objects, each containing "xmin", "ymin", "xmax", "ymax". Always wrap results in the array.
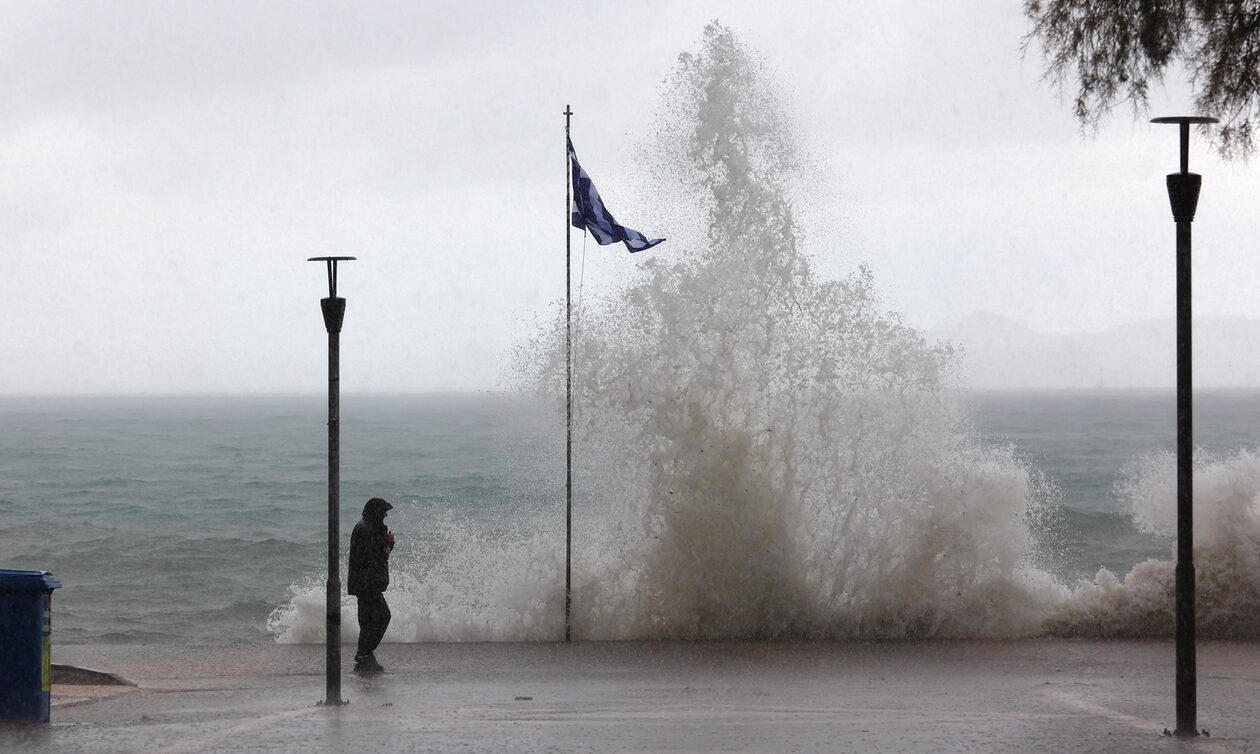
[
  {"xmin": 353, "ymin": 659, "xmax": 383, "ymax": 674},
  {"xmin": 353, "ymin": 654, "xmax": 383, "ymax": 674}
]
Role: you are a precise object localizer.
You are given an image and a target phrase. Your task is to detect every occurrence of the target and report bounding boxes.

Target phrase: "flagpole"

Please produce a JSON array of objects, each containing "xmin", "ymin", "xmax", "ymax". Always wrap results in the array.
[{"xmin": 564, "ymin": 104, "xmax": 573, "ymax": 643}]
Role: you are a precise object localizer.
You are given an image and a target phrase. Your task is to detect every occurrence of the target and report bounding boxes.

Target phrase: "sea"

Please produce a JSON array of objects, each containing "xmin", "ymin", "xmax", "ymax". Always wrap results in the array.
[{"xmin": 3, "ymin": 390, "xmax": 1260, "ymax": 647}]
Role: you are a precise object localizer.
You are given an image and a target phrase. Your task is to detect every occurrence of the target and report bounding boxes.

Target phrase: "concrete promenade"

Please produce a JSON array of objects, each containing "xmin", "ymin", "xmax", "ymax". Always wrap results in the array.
[{"xmin": 4, "ymin": 640, "xmax": 1259, "ymax": 752}]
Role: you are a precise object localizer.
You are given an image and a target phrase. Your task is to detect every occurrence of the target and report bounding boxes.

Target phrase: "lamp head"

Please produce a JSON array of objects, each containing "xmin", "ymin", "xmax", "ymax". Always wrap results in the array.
[{"xmin": 307, "ymin": 256, "xmax": 357, "ymax": 299}]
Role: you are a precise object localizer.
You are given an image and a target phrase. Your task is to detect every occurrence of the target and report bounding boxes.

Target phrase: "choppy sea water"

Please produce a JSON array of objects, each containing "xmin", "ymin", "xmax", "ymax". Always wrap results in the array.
[
  {"xmin": 0, "ymin": 393, "xmax": 555, "ymax": 645},
  {"xmin": 2, "ymin": 390, "xmax": 1259, "ymax": 646}
]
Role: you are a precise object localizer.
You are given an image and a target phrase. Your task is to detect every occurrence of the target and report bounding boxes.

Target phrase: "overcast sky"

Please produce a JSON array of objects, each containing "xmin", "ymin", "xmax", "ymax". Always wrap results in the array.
[{"xmin": 1, "ymin": 1, "xmax": 1255, "ymax": 393}]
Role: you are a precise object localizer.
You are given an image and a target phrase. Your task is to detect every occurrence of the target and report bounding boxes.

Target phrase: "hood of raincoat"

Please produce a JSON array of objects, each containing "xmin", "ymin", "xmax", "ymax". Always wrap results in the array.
[{"xmin": 362, "ymin": 497, "xmax": 393, "ymax": 521}]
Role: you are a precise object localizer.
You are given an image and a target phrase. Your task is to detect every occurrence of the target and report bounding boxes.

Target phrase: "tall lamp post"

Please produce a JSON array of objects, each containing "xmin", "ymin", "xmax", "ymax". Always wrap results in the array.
[
  {"xmin": 1151, "ymin": 115, "xmax": 1216, "ymax": 738},
  {"xmin": 309, "ymin": 255, "xmax": 356, "ymax": 707}
]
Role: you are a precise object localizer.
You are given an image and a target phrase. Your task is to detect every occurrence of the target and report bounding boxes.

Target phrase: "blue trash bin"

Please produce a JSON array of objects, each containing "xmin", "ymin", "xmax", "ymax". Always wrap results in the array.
[{"xmin": 0, "ymin": 569, "xmax": 62, "ymax": 723}]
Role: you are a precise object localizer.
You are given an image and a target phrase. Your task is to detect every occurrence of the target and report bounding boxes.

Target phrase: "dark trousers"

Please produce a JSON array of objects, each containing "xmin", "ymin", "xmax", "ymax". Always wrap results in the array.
[{"xmin": 355, "ymin": 591, "xmax": 390, "ymax": 660}]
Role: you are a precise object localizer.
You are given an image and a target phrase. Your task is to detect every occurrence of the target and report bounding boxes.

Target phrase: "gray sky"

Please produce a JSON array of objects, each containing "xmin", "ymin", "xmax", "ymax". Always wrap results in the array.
[{"xmin": 2, "ymin": 1, "xmax": 1255, "ymax": 393}]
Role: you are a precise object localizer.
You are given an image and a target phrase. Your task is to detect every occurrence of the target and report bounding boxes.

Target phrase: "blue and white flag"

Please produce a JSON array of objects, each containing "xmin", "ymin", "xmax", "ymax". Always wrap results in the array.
[{"xmin": 568, "ymin": 137, "xmax": 664, "ymax": 253}]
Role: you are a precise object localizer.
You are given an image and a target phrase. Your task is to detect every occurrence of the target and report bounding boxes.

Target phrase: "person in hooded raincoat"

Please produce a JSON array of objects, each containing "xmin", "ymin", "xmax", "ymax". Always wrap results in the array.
[{"xmin": 348, "ymin": 497, "xmax": 395, "ymax": 673}]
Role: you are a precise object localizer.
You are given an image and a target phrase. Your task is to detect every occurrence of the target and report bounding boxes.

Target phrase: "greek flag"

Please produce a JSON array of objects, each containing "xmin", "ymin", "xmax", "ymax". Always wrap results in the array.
[{"xmin": 568, "ymin": 137, "xmax": 664, "ymax": 253}]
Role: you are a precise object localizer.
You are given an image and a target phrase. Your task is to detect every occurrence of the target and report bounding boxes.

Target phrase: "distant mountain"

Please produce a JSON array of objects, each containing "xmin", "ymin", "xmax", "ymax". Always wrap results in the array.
[{"xmin": 931, "ymin": 313, "xmax": 1260, "ymax": 389}]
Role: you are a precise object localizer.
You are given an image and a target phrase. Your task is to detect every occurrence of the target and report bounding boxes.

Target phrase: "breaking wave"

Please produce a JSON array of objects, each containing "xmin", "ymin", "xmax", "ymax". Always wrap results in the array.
[{"xmin": 1048, "ymin": 449, "xmax": 1260, "ymax": 638}]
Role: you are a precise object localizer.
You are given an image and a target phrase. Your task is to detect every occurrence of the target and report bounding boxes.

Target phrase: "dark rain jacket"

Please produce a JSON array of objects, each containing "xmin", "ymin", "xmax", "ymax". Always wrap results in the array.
[{"xmin": 348, "ymin": 498, "xmax": 392, "ymax": 596}]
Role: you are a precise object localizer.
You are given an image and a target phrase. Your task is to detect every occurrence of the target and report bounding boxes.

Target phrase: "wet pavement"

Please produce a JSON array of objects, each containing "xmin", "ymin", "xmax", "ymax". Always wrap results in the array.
[{"xmin": 3, "ymin": 640, "xmax": 1258, "ymax": 752}]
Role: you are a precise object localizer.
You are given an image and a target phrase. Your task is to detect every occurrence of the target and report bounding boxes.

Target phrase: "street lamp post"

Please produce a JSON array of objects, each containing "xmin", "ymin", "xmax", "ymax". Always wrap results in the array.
[
  {"xmin": 1150, "ymin": 115, "xmax": 1216, "ymax": 738},
  {"xmin": 309, "ymin": 255, "xmax": 356, "ymax": 707}
]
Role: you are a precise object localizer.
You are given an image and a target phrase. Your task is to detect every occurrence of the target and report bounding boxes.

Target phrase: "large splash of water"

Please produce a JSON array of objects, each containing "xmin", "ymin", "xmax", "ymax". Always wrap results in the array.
[
  {"xmin": 538, "ymin": 24, "xmax": 1065, "ymax": 639},
  {"xmin": 270, "ymin": 23, "xmax": 1260, "ymax": 643}
]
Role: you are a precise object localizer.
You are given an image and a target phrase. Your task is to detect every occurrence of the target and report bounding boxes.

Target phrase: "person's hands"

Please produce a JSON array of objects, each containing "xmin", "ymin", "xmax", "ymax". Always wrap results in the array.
[{"xmin": 384, "ymin": 531, "xmax": 396, "ymax": 555}]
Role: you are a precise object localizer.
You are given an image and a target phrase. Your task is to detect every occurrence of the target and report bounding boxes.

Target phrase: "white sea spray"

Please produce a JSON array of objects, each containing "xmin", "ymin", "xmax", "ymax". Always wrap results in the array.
[
  {"xmin": 271, "ymin": 23, "xmax": 1067, "ymax": 643},
  {"xmin": 1048, "ymin": 449, "xmax": 1260, "ymax": 637}
]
